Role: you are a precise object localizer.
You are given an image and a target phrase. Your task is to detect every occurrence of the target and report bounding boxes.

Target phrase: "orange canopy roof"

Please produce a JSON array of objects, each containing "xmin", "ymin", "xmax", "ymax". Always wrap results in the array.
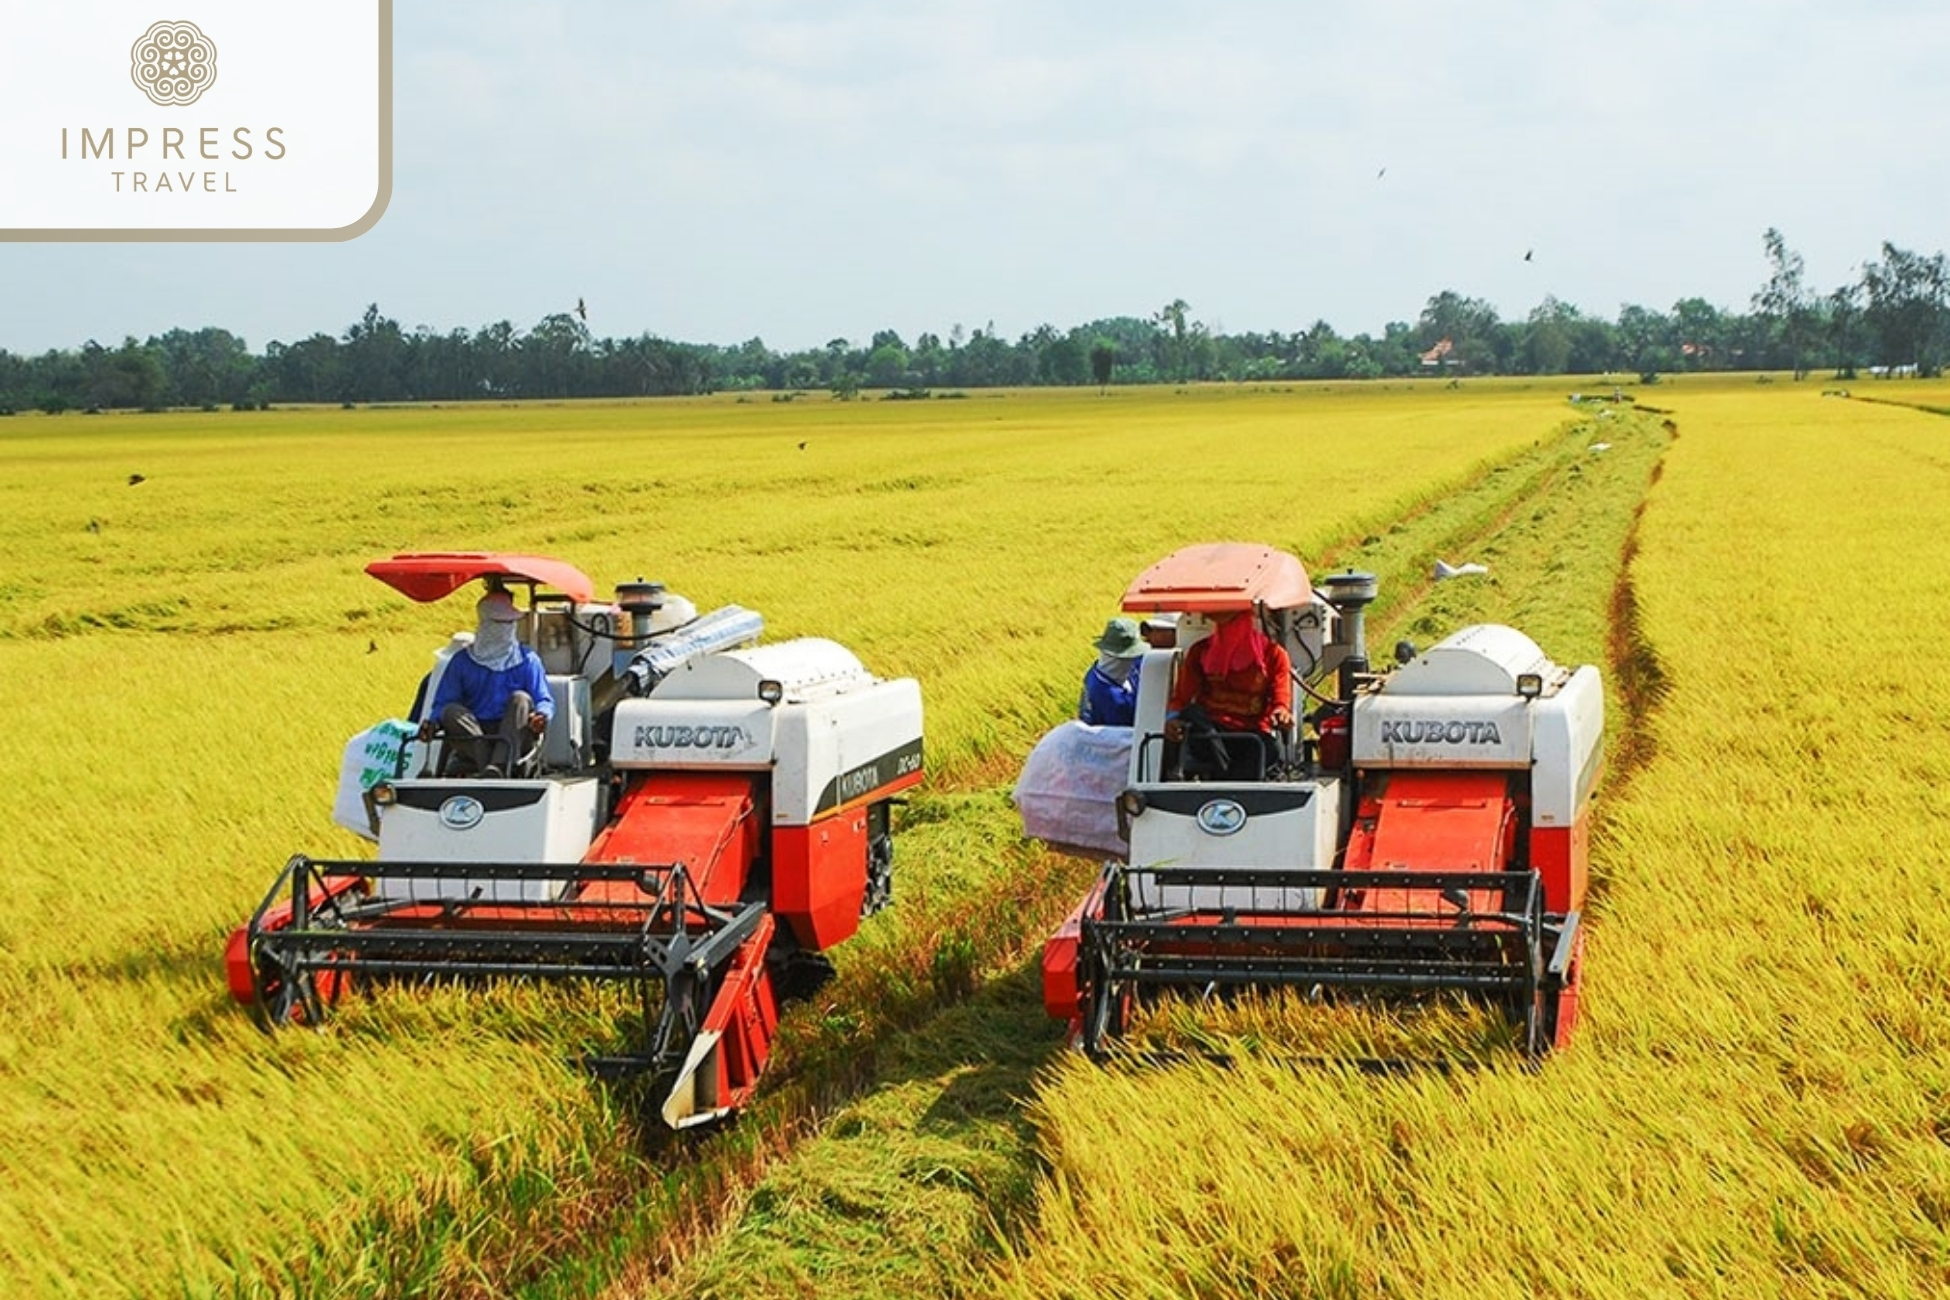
[
  {"xmin": 366, "ymin": 552, "xmax": 597, "ymax": 604},
  {"xmin": 1121, "ymin": 543, "xmax": 1312, "ymax": 614}
]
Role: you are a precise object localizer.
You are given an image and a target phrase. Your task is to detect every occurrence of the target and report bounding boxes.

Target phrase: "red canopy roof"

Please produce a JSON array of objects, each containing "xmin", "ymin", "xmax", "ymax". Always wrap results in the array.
[
  {"xmin": 1121, "ymin": 543, "xmax": 1312, "ymax": 614},
  {"xmin": 366, "ymin": 552, "xmax": 597, "ymax": 604}
]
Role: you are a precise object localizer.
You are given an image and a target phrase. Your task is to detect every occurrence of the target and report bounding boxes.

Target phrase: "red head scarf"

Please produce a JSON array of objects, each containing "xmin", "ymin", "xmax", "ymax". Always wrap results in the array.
[{"xmin": 1201, "ymin": 611, "xmax": 1270, "ymax": 676}]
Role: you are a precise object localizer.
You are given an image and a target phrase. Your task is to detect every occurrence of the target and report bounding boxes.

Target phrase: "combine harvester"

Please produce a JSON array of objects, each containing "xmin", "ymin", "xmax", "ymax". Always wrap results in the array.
[
  {"xmin": 226, "ymin": 553, "xmax": 923, "ymax": 1127},
  {"xmin": 1024, "ymin": 543, "xmax": 1601, "ymax": 1059}
]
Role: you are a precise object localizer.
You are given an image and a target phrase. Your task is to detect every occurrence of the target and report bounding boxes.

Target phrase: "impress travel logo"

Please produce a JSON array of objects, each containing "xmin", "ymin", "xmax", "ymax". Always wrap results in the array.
[
  {"xmin": 130, "ymin": 20, "xmax": 219, "ymax": 107},
  {"xmin": 2, "ymin": 3, "xmax": 392, "ymax": 241}
]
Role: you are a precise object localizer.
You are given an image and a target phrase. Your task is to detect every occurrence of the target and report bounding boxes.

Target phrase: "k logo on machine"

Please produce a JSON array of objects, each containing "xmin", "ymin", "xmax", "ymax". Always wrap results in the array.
[
  {"xmin": 439, "ymin": 795, "xmax": 486, "ymax": 831},
  {"xmin": 131, "ymin": 20, "xmax": 218, "ymax": 107},
  {"xmin": 1196, "ymin": 798, "xmax": 1247, "ymax": 837}
]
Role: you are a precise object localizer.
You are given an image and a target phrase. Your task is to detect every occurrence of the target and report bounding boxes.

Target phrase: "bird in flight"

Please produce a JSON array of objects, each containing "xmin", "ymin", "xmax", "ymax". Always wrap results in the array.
[
  {"xmin": 1376, "ymin": 166, "xmax": 1386, "ymax": 179},
  {"xmin": 575, "ymin": 297, "xmax": 587, "ymax": 321},
  {"xmin": 1523, "ymin": 249, "xmax": 1534, "ymax": 262}
]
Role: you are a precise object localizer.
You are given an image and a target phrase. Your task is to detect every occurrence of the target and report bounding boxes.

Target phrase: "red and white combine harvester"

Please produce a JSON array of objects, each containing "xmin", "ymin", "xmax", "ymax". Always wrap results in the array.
[
  {"xmin": 1026, "ymin": 543, "xmax": 1601, "ymax": 1058},
  {"xmin": 226, "ymin": 553, "xmax": 923, "ymax": 1127}
]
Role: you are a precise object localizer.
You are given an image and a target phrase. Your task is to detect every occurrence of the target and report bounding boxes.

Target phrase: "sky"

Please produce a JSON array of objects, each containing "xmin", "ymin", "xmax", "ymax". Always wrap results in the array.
[{"xmin": 3, "ymin": 0, "xmax": 1946, "ymax": 355}]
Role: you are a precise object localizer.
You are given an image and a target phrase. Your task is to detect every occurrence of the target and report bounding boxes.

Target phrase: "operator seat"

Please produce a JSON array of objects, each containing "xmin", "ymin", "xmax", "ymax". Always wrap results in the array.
[{"xmin": 1172, "ymin": 719, "xmax": 1282, "ymax": 783}]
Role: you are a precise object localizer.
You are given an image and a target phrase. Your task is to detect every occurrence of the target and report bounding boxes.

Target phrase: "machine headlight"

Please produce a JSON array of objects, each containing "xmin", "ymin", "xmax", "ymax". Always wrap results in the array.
[
  {"xmin": 1516, "ymin": 672, "xmax": 1544, "ymax": 700},
  {"xmin": 370, "ymin": 782, "xmax": 397, "ymax": 806},
  {"xmin": 757, "ymin": 679, "xmax": 785, "ymax": 706}
]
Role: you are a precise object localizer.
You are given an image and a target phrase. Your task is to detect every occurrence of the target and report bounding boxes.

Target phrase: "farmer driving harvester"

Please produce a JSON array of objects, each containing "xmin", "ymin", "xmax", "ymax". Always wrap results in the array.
[
  {"xmin": 1164, "ymin": 607, "xmax": 1294, "ymax": 781},
  {"xmin": 418, "ymin": 587, "xmax": 554, "ymax": 776}
]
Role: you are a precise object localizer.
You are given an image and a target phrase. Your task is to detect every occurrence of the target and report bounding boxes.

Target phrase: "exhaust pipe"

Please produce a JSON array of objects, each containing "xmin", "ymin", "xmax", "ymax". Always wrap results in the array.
[{"xmin": 1318, "ymin": 571, "xmax": 1377, "ymax": 701}]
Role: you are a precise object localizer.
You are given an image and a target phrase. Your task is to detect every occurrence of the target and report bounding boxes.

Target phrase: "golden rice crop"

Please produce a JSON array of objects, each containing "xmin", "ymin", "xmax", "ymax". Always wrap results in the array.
[
  {"xmin": 659, "ymin": 394, "xmax": 1669, "ymax": 1300},
  {"xmin": 981, "ymin": 383, "xmax": 1950, "ymax": 1299},
  {"xmin": 0, "ymin": 382, "xmax": 1574, "ymax": 1298}
]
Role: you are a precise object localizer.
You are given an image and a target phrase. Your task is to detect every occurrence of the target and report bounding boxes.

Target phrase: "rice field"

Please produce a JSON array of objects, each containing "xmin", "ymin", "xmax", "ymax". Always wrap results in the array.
[
  {"xmin": 5, "ymin": 376, "xmax": 1944, "ymax": 1298},
  {"xmin": 639, "ymin": 378, "xmax": 1950, "ymax": 1300},
  {"xmin": 979, "ymin": 384, "xmax": 1950, "ymax": 1298},
  {"xmin": 654, "ymin": 387, "xmax": 1668, "ymax": 1300},
  {"xmin": 0, "ymin": 381, "xmax": 1575, "ymax": 1298}
]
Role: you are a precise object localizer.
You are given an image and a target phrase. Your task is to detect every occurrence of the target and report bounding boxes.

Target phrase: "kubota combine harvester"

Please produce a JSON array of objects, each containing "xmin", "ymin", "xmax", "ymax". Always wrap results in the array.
[
  {"xmin": 225, "ymin": 553, "xmax": 923, "ymax": 1127},
  {"xmin": 1026, "ymin": 543, "xmax": 1601, "ymax": 1058}
]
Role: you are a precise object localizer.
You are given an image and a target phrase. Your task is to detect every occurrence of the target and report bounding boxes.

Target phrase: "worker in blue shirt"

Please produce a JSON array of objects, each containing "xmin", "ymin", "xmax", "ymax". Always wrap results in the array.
[
  {"xmin": 1078, "ymin": 617, "xmax": 1145, "ymax": 727},
  {"xmin": 420, "ymin": 590, "xmax": 554, "ymax": 776}
]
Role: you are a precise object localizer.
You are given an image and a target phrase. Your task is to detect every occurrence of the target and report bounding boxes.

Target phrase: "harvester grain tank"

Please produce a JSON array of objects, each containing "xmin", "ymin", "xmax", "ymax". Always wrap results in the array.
[
  {"xmin": 225, "ymin": 553, "xmax": 923, "ymax": 1127},
  {"xmin": 1029, "ymin": 543, "xmax": 1601, "ymax": 1057}
]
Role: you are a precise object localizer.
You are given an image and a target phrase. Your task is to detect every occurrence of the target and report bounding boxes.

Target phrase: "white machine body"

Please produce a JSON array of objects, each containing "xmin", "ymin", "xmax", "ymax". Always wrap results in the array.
[
  {"xmin": 1351, "ymin": 624, "xmax": 1604, "ymax": 826},
  {"xmin": 611, "ymin": 638, "xmax": 924, "ymax": 828},
  {"xmin": 1104, "ymin": 622, "xmax": 1601, "ymax": 912},
  {"xmin": 361, "ymin": 607, "xmax": 922, "ymax": 900},
  {"xmin": 1124, "ymin": 780, "xmax": 1342, "ymax": 913},
  {"xmin": 372, "ymin": 776, "xmax": 603, "ymax": 903}
]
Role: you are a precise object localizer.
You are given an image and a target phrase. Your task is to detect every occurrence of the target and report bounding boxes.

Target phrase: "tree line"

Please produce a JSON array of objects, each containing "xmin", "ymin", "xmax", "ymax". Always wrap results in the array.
[{"xmin": 2, "ymin": 231, "xmax": 1945, "ymax": 414}]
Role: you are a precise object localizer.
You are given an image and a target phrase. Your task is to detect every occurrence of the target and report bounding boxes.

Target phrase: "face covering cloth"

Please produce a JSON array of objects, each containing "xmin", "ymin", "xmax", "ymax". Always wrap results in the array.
[
  {"xmin": 1202, "ymin": 614, "xmax": 1269, "ymax": 676},
  {"xmin": 468, "ymin": 612, "xmax": 523, "ymax": 670},
  {"xmin": 1096, "ymin": 651, "xmax": 1137, "ymax": 683}
]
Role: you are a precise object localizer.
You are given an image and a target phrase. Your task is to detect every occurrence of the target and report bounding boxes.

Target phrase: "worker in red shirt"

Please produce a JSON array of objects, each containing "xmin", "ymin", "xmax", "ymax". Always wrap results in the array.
[{"xmin": 1164, "ymin": 611, "xmax": 1293, "ymax": 780}]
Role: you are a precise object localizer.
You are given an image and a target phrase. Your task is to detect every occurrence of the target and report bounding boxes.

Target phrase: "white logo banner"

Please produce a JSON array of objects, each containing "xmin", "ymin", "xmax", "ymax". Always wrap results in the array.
[{"xmin": 0, "ymin": 1, "xmax": 391, "ymax": 240}]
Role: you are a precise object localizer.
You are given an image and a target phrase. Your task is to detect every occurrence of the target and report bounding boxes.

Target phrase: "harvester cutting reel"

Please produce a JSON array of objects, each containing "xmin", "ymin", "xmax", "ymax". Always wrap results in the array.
[
  {"xmin": 241, "ymin": 854, "xmax": 780, "ymax": 1119},
  {"xmin": 1077, "ymin": 864, "xmax": 1582, "ymax": 1062}
]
